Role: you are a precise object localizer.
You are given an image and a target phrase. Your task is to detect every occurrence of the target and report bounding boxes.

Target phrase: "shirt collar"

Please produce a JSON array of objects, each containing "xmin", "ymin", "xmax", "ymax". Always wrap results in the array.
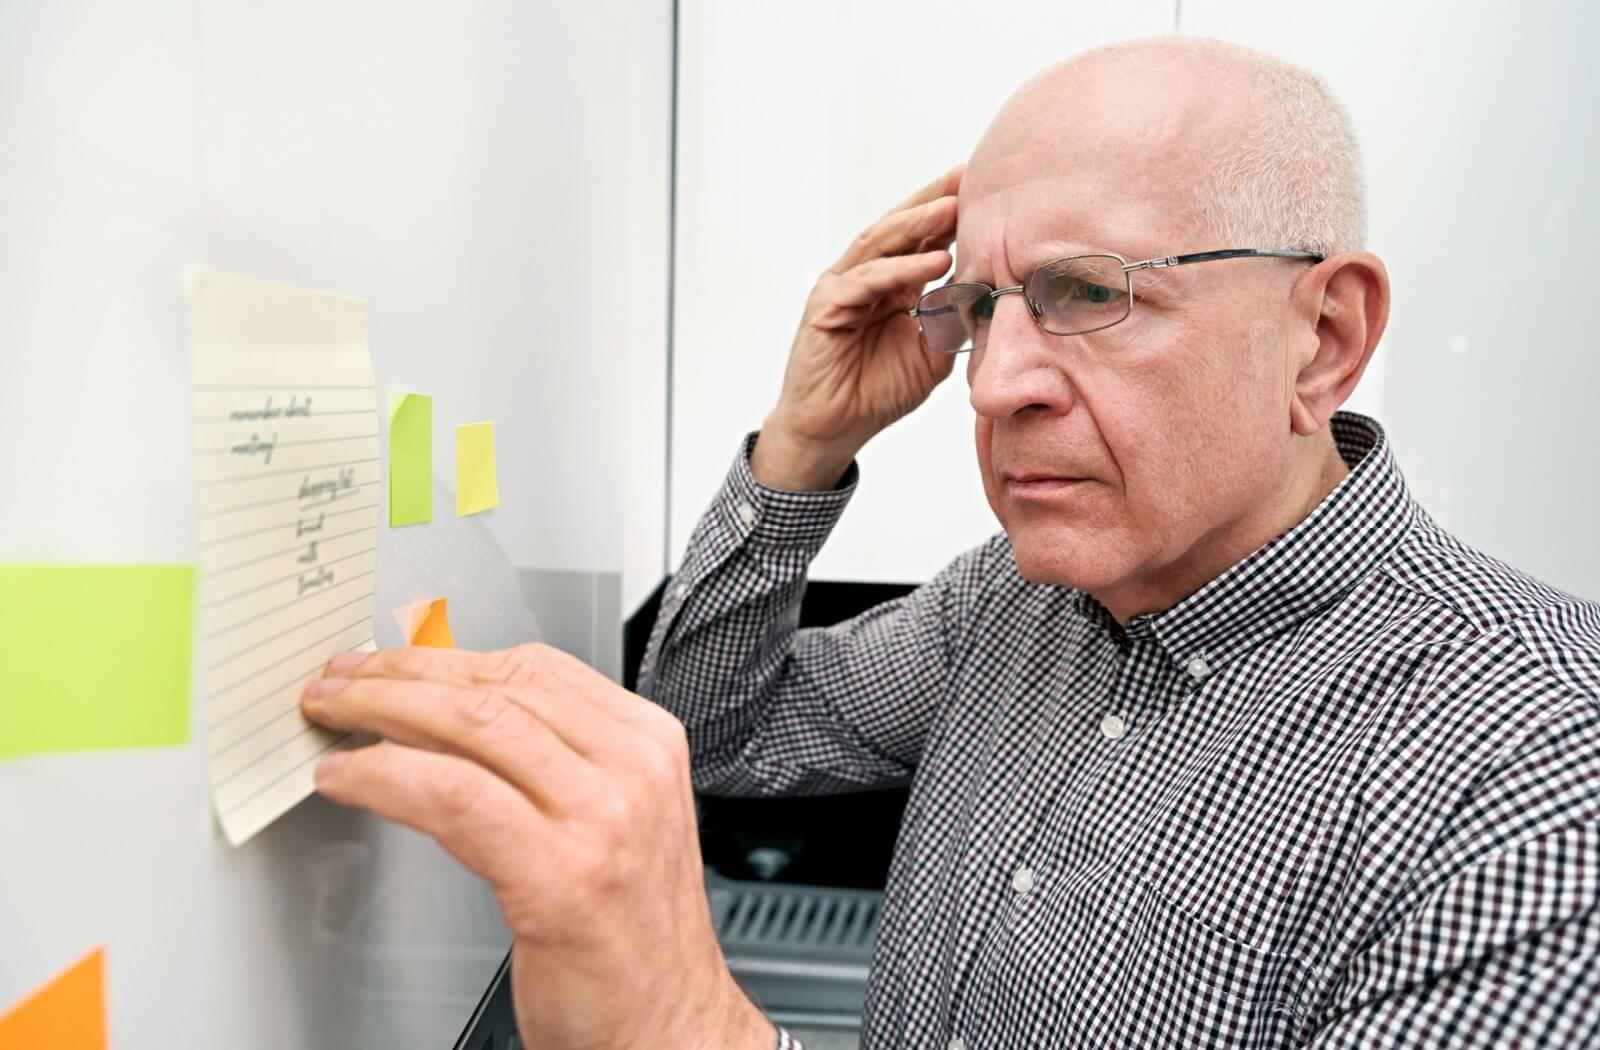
[{"xmin": 1112, "ymin": 412, "xmax": 1416, "ymax": 683}]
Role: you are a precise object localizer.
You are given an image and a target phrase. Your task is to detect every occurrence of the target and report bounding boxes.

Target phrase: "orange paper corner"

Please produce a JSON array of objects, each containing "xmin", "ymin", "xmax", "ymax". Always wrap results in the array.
[
  {"xmin": 412, "ymin": 598, "xmax": 456, "ymax": 648},
  {"xmin": 0, "ymin": 946, "xmax": 107, "ymax": 1049}
]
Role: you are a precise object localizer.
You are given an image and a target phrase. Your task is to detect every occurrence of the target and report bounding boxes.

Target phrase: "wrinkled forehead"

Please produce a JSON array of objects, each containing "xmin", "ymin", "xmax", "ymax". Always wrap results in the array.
[
  {"xmin": 953, "ymin": 163, "xmax": 1198, "ymax": 284},
  {"xmin": 955, "ymin": 55, "xmax": 1246, "ymax": 282}
]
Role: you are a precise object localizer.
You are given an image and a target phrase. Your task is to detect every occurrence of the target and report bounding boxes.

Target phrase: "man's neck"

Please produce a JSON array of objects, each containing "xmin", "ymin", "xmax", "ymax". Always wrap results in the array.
[{"xmin": 1096, "ymin": 438, "xmax": 1351, "ymax": 624}]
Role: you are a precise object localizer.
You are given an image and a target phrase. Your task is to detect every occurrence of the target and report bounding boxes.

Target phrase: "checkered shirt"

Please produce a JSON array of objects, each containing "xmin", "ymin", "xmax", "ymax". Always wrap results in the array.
[{"xmin": 641, "ymin": 413, "xmax": 1600, "ymax": 1049}]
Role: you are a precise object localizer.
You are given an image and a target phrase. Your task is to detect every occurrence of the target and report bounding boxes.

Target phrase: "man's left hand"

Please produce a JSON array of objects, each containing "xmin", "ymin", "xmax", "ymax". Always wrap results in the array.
[{"xmin": 300, "ymin": 642, "xmax": 773, "ymax": 1050}]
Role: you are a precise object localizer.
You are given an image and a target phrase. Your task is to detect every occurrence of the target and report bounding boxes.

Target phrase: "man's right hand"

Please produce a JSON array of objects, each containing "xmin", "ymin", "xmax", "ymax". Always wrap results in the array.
[{"xmin": 750, "ymin": 165, "xmax": 964, "ymax": 491}]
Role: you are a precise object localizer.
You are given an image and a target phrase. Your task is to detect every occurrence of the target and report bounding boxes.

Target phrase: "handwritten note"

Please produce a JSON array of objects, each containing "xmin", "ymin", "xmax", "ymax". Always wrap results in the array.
[
  {"xmin": 455, "ymin": 421, "xmax": 499, "ymax": 516},
  {"xmin": 0, "ymin": 946, "xmax": 106, "ymax": 1049},
  {"xmin": 389, "ymin": 392, "xmax": 433, "ymax": 526},
  {"xmin": 393, "ymin": 597, "xmax": 456, "ymax": 648},
  {"xmin": 0, "ymin": 564, "xmax": 193, "ymax": 761},
  {"xmin": 191, "ymin": 270, "xmax": 380, "ymax": 846}
]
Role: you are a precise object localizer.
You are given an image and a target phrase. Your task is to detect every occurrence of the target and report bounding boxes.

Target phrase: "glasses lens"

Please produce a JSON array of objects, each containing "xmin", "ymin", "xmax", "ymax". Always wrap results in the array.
[
  {"xmin": 1027, "ymin": 255, "xmax": 1130, "ymax": 335},
  {"xmin": 915, "ymin": 284, "xmax": 993, "ymax": 353}
]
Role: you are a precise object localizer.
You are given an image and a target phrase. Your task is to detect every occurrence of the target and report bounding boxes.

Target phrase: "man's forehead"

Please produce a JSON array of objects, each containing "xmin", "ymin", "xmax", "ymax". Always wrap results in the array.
[{"xmin": 953, "ymin": 187, "xmax": 1184, "ymax": 281}]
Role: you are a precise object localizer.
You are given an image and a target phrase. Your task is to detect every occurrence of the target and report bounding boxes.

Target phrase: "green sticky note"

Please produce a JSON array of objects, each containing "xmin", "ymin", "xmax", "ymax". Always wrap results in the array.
[
  {"xmin": 389, "ymin": 391, "xmax": 432, "ymax": 526},
  {"xmin": 0, "ymin": 564, "xmax": 195, "ymax": 761},
  {"xmin": 455, "ymin": 421, "xmax": 499, "ymax": 517}
]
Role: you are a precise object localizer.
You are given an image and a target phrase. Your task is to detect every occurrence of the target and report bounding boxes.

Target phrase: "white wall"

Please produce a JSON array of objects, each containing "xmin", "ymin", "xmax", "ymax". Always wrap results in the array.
[
  {"xmin": 0, "ymin": 1, "xmax": 671, "ymax": 1046},
  {"xmin": 672, "ymin": 1, "xmax": 1597, "ymax": 602}
]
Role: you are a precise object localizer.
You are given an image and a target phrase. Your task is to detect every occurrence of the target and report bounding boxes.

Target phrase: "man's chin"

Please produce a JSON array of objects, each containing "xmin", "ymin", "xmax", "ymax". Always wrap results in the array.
[{"xmin": 1005, "ymin": 527, "xmax": 1135, "ymax": 592}]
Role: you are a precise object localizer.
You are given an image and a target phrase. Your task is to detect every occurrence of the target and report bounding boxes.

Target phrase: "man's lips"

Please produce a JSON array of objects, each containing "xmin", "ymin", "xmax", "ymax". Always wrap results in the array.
[
  {"xmin": 1002, "ymin": 472, "xmax": 1095, "ymax": 496},
  {"xmin": 1004, "ymin": 472, "xmax": 1090, "ymax": 484}
]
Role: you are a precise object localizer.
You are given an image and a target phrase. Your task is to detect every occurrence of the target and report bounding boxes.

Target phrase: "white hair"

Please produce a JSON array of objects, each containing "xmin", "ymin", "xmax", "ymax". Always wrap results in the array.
[{"xmin": 1086, "ymin": 38, "xmax": 1368, "ymax": 255}]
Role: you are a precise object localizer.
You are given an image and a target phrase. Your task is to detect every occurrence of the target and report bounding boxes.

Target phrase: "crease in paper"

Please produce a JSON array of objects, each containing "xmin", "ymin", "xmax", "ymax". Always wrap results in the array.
[
  {"xmin": 393, "ymin": 597, "xmax": 455, "ymax": 648},
  {"xmin": 190, "ymin": 269, "xmax": 380, "ymax": 846}
]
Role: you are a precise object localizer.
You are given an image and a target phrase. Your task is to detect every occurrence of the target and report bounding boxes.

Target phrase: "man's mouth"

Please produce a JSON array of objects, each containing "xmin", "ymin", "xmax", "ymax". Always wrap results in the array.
[{"xmin": 1003, "ymin": 472, "xmax": 1093, "ymax": 496}]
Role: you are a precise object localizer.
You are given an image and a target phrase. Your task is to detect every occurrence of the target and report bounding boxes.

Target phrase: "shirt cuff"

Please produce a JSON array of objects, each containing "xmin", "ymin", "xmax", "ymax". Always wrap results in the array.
[{"xmin": 721, "ymin": 431, "xmax": 859, "ymax": 551}]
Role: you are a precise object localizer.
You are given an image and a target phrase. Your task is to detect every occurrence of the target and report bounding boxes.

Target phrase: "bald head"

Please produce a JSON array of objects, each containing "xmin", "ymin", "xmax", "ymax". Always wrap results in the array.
[
  {"xmin": 956, "ymin": 37, "xmax": 1389, "ymax": 619},
  {"xmin": 966, "ymin": 37, "xmax": 1365, "ymax": 259}
]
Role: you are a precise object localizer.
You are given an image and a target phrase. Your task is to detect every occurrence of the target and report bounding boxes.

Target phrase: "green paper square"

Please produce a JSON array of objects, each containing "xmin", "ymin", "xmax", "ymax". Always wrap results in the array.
[
  {"xmin": 0, "ymin": 564, "xmax": 195, "ymax": 760},
  {"xmin": 389, "ymin": 391, "xmax": 433, "ymax": 526}
]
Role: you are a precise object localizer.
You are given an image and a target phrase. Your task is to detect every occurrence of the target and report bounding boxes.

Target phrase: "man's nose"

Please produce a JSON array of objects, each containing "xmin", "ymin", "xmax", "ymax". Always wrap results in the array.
[{"xmin": 967, "ymin": 293, "xmax": 1078, "ymax": 420}]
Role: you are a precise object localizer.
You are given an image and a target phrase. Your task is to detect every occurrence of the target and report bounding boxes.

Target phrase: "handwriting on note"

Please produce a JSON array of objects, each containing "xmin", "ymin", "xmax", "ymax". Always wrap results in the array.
[{"xmin": 191, "ymin": 270, "xmax": 381, "ymax": 846}]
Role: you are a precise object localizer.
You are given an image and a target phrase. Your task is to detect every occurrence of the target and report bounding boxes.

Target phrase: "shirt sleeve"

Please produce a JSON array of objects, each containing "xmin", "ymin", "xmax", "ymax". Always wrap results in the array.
[
  {"xmin": 1307, "ymin": 693, "xmax": 1600, "ymax": 1047},
  {"xmin": 774, "ymin": 1025, "xmax": 805, "ymax": 1050},
  {"xmin": 638, "ymin": 433, "xmax": 997, "ymax": 796}
]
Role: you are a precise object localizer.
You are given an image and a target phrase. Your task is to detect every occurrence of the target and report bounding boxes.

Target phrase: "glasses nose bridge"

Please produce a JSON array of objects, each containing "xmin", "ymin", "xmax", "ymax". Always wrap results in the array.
[{"xmin": 988, "ymin": 283, "xmax": 1043, "ymax": 325}]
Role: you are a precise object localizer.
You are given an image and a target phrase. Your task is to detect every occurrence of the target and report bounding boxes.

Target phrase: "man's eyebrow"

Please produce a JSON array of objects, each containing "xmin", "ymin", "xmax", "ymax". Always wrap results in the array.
[{"xmin": 955, "ymin": 241, "xmax": 1127, "ymax": 284}]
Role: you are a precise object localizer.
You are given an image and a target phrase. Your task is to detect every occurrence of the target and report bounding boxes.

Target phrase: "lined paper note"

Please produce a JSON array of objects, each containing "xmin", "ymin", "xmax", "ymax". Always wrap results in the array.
[
  {"xmin": 455, "ymin": 421, "xmax": 499, "ymax": 516},
  {"xmin": 388, "ymin": 391, "xmax": 432, "ymax": 526},
  {"xmin": 191, "ymin": 270, "xmax": 380, "ymax": 846},
  {"xmin": 0, "ymin": 946, "xmax": 107, "ymax": 1049},
  {"xmin": 0, "ymin": 564, "xmax": 194, "ymax": 761}
]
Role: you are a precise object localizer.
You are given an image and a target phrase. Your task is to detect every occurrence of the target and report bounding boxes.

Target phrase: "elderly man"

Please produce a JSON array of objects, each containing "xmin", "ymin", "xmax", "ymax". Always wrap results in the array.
[{"xmin": 301, "ymin": 38, "xmax": 1599, "ymax": 1050}]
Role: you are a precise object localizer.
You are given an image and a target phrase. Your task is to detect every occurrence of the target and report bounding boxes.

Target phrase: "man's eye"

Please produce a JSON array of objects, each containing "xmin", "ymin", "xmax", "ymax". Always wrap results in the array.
[
  {"xmin": 971, "ymin": 297, "xmax": 995, "ymax": 321},
  {"xmin": 1081, "ymin": 282, "xmax": 1114, "ymax": 304}
]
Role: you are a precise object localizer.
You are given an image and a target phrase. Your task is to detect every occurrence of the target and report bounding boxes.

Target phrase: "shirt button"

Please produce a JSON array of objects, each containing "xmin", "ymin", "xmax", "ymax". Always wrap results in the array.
[
  {"xmin": 1100, "ymin": 712, "xmax": 1127, "ymax": 740},
  {"xmin": 1012, "ymin": 866, "xmax": 1034, "ymax": 894},
  {"xmin": 948, "ymin": 1038, "xmax": 967, "ymax": 1050},
  {"xmin": 1185, "ymin": 655, "xmax": 1211, "ymax": 680},
  {"xmin": 736, "ymin": 501, "xmax": 757, "ymax": 526}
]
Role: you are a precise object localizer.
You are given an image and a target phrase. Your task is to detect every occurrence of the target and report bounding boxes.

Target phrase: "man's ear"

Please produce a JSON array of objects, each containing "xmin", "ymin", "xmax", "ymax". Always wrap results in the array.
[{"xmin": 1289, "ymin": 251, "xmax": 1391, "ymax": 436}]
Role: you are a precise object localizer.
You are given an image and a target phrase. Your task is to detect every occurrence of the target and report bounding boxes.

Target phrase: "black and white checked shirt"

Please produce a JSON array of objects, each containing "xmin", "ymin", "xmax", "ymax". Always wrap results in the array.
[{"xmin": 641, "ymin": 413, "xmax": 1600, "ymax": 1049}]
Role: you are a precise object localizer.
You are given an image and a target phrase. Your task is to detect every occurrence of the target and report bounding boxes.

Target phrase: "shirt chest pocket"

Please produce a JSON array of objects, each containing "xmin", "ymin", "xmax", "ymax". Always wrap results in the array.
[{"xmin": 1104, "ymin": 878, "xmax": 1315, "ymax": 1048}]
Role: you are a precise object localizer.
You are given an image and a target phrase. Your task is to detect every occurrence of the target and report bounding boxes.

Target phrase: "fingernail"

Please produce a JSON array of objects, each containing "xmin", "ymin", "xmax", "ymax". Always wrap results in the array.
[
  {"xmin": 304, "ymin": 677, "xmax": 349, "ymax": 700},
  {"xmin": 314, "ymin": 752, "xmax": 349, "ymax": 783},
  {"xmin": 327, "ymin": 652, "xmax": 366, "ymax": 675}
]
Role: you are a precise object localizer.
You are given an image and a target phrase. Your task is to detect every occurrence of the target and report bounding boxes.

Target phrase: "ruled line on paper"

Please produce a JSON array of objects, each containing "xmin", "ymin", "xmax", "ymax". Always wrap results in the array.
[
  {"xmin": 205, "ymin": 591, "xmax": 375, "ymax": 672},
  {"xmin": 213, "ymin": 718, "xmax": 333, "ymax": 790},
  {"xmin": 201, "ymin": 547, "xmax": 377, "ymax": 612},
  {"xmin": 219, "ymin": 734, "xmax": 347, "ymax": 815},
  {"xmin": 190, "ymin": 270, "xmax": 383, "ymax": 846},
  {"xmin": 194, "ymin": 408, "xmax": 379, "ymax": 423},
  {"xmin": 204, "ymin": 569, "xmax": 375, "ymax": 643},
  {"xmin": 194, "ymin": 433, "xmax": 381, "ymax": 456},
  {"xmin": 194, "ymin": 456, "xmax": 380, "ymax": 487},
  {"xmin": 197, "ymin": 481, "xmax": 379, "ymax": 521},
  {"xmin": 206, "ymin": 628, "xmax": 371, "ymax": 734},
  {"xmin": 206, "ymin": 524, "xmax": 377, "ymax": 579},
  {"xmin": 208, "ymin": 615, "xmax": 374, "ymax": 702},
  {"xmin": 200, "ymin": 500, "xmax": 381, "ymax": 551}
]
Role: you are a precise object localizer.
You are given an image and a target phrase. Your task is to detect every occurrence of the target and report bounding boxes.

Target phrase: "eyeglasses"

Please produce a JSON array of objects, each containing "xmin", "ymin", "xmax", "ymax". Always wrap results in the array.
[{"xmin": 907, "ymin": 248, "xmax": 1324, "ymax": 354}]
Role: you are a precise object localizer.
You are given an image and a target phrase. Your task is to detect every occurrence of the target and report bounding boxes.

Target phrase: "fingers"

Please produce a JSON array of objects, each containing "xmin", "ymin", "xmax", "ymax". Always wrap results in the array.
[
  {"xmin": 329, "ymin": 642, "xmax": 650, "ymax": 731},
  {"xmin": 313, "ymin": 742, "xmax": 551, "ymax": 894},
  {"xmin": 811, "ymin": 250, "xmax": 953, "ymax": 325},
  {"xmin": 319, "ymin": 643, "xmax": 688, "ymax": 773},
  {"xmin": 831, "ymin": 193, "xmax": 959, "ymax": 275},
  {"xmin": 301, "ymin": 675, "xmax": 600, "ymax": 813}
]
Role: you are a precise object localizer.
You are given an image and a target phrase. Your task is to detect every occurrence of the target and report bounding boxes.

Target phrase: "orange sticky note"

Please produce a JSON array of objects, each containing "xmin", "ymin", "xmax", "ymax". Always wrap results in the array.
[
  {"xmin": 0, "ymin": 947, "xmax": 107, "ymax": 1049},
  {"xmin": 392, "ymin": 598, "xmax": 456, "ymax": 649}
]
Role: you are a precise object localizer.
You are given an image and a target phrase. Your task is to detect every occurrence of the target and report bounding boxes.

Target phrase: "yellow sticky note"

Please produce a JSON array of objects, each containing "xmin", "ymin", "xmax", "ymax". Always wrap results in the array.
[
  {"xmin": 0, "ymin": 946, "xmax": 107, "ymax": 1049},
  {"xmin": 0, "ymin": 565, "xmax": 194, "ymax": 761},
  {"xmin": 455, "ymin": 422, "xmax": 499, "ymax": 517},
  {"xmin": 392, "ymin": 598, "xmax": 456, "ymax": 649}
]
